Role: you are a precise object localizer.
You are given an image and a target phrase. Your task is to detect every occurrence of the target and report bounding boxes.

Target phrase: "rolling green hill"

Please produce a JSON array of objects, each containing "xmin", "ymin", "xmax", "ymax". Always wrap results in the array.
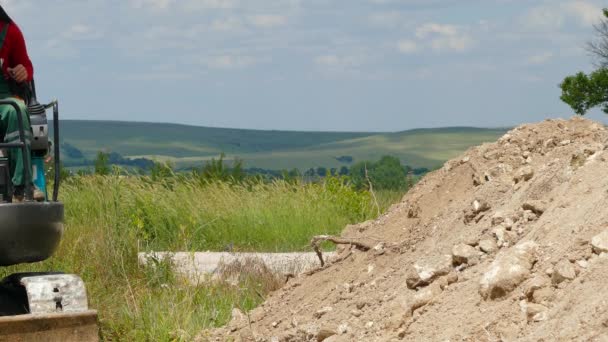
[{"xmin": 54, "ymin": 120, "xmax": 508, "ymax": 171}]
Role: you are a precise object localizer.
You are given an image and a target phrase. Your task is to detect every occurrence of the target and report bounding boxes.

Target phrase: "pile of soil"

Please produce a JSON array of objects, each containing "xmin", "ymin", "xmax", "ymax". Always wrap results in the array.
[{"xmin": 200, "ymin": 117, "xmax": 608, "ymax": 342}]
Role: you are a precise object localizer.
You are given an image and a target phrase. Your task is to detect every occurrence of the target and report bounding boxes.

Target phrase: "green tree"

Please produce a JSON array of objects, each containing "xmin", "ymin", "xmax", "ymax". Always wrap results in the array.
[
  {"xmin": 197, "ymin": 153, "xmax": 246, "ymax": 183},
  {"xmin": 150, "ymin": 161, "xmax": 174, "ymax": 180},
  {"xmin": 560, "ymin": 8, "xmax": 608, "ymax": 115},
  {"xmin": 94, "ymin": 151, "xmax": 110, "ymax": 175},
  {"xmin": 349, "ymin": 156, "xmax": 408, "ymax": 191},
  {"xmin": 560, "ymin": 69, "xmax": 608, "ymax": 115},
  {"xmin": 316, "ymin": 167, "xmax": 327, "ymax": 177}
]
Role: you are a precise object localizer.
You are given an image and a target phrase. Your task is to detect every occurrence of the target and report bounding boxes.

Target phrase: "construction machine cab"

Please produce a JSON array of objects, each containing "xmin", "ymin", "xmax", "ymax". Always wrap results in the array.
[{"xmin": 0, "ymin": 82, "xmax": 98, "ymax": 341}]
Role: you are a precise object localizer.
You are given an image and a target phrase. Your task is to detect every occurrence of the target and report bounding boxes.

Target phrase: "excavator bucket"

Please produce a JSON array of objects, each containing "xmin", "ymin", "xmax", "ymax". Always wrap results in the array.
[{"xmin": 0, "ymin": 202, "xmax": 63, "ymax": 266}]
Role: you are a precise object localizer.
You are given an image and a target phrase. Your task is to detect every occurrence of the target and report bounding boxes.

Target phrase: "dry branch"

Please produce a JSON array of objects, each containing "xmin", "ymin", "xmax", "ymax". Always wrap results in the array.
[{"xmin": 310, "ymin": 235, "xmax": 375, "ymax": 267}]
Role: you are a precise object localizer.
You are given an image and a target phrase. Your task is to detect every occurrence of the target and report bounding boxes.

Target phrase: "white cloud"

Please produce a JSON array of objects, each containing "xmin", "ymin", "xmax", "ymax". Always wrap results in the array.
[
  {"xmin": 564, "ymin": 1, "xmax": 603, "ymax": 27},
  {"xmin": 526, "ymin": 52, "xmax": 553, "ymax": 65},
  {"xmin": 416, "ymin": 23, "xmax": 458, "ymax": 38},
  {"xmin": 414, "ymin": 23, "xmax": 474, "ymax": 52},
  {"xmin": 249, "ymin": 15, "xmax": 288, "ymax": 28},
  {"xmin": 314, "ymin": 54, "xmax": 365, "ymax": 69},
  {"xmin": 204, "ymin": 55, "xmax": 257, "ymax": 69},
  {"xmin": 63, "ymin": 24, "xmax": 104, "ymax": 41},
  {"xmin": 397, "ymin": 39, "xmax": 419, "ymax": 54},
  {"xmin": 211, "ymin": 17, "xmax": 244, "ymax": 31},
  {"xmin": 130, "ymin": 0, "xmax": 172, "ymax": 10},
  {"xmin": 130, "ymin": 0, "xmax": 237, "ymax": 11},
  {"xmin": 368, "ymin": 11, "xmax": 403, "ymax": 29},
  {"xmin": 523, "ymin": 1, "xmax": 602, "ymax": 31}
]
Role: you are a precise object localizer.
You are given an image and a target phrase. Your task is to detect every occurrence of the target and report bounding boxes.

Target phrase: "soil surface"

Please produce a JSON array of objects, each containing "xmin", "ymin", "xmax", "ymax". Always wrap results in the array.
[{"xmin": 200, "ymin": 117, "xmax": 608, "ymax": 342}]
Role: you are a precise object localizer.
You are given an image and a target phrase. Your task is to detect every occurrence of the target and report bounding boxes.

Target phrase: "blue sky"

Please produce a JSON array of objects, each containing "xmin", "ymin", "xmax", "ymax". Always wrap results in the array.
[{"xmin": 2, "ymin": 0, "xmax": 606, "ymax": 131}]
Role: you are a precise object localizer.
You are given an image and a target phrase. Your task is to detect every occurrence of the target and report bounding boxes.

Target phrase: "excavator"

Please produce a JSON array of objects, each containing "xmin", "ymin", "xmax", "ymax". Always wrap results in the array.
[{"xmin": 0, "ymin": 82, "xmax": 98, "ymax": 341}]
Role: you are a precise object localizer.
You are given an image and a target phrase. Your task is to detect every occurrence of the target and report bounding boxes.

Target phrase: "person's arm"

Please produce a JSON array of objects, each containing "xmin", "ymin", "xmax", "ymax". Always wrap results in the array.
[{"xmin": 6, "ymin": 23, "xmax": 33, "ymax": 83}]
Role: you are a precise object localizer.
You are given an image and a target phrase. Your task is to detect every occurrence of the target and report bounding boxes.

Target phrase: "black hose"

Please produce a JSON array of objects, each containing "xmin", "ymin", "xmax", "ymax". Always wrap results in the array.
[{"xmin": 52, "ymin": 101, "xmax": 59, "ymax": 201}]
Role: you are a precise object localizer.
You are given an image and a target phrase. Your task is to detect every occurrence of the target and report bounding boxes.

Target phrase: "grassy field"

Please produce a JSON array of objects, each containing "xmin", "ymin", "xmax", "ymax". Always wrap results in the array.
[
  {"xmin": 0, "ymin": 173, "xmax": 403, "ymax": 340},
  {"xmin": 56, "ymin": 120, "xmax": 508, "ymax": 171}
]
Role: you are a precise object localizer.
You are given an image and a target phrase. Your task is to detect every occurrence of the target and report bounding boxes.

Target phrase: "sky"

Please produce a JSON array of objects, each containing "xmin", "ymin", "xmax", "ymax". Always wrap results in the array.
[{"xmin": 1, "ymin": 0, "xmax": 606, "ymax": 131}]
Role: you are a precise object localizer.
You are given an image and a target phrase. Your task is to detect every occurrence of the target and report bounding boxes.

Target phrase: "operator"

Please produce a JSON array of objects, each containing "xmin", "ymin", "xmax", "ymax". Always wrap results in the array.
[{"xmin": 0, "ymin": 6, "xmax": 43, "ymax": 202}]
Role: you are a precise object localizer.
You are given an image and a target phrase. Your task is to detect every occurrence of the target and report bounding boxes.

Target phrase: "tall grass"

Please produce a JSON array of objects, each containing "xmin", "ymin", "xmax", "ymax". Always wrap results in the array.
[{"xmin": 0, "ymin": 174, "xmax": 404, "ymax": 340}]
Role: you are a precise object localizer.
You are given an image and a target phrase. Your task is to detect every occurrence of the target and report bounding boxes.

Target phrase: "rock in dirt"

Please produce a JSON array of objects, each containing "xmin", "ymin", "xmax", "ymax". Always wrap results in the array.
[
  {"xmin": 408, "ymin": 282, "xmax": 443, "ymax": 316},
  {"xmin": 314, "ymin": 307, "xmax": 333, "ymax": 319},
  {"xmin": 591, "ymin": 230, "xmax": 608, "ymax": 254},
  {"xmin": 523, "ymin": 275, "xmax": 549, "ymax": 299},
  {"xmin": 492, "ymin": 227, "xmax": 518, "ymax": 248},
  {"xmin": 452, "ymin": 244, "xmax": 483, "ymax": 266},
  {"xmin": 514, "ymin": 166, "xmax": 534, "ymax": 183},
  {"xmin": 526, "ymin": 303, "xmax": 549, "ymax": 322},
  {"xmin": 532, "ymin": 287, "xmax": 554, "ymax": 304},
  {"xmin": 503, "ymin": 217, "xmax": 515, "ymax": 229},
  {"xmin": 491, "ymin": 212, "xmax": 505, "ymax": 226},
  {"xmin": 552, "ymin": 259, "xmax": 576, "ymax": 285},
  {"xmin": 406, "ymin": 255, "xmax": 452, "ymax": 289},
  {"xmin": 473, "ymin": 200, "xmax": 491, "ymax": 214},
  {"xmin": 479, "ymin": 239, "xmax": 499, "ymax": 254},
  {"xmin": 446, "ymin": 273, "xmax": 459, "ymax": 285},
  {"xmin": 479, "ymin": 241, "xmax": 539, "ymax": 300},
  {"xmin": 316, "ymin": 327, "xmax": 337, "ymax": 341},
  {"xmin": 522, "ymin": 201, "xmax": 547, "ymax": 216}
]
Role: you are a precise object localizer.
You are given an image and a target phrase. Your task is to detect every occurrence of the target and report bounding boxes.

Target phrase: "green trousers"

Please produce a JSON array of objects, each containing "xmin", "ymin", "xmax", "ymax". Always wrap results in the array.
[{"xmin": 0, "ymin": 98, "xmax": 32, "ymax": 187}]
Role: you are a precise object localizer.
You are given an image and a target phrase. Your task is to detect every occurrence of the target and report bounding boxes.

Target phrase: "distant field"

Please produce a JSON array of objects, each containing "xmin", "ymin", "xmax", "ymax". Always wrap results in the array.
[{"xmin": 54, "ymin": 120, "xmax": 508, "ymax": 170}]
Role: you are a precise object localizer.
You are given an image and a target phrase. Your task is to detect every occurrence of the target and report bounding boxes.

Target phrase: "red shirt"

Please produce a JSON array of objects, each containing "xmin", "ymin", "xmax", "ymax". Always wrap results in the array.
[{"xmin": 0, "ymin": 21, "xmax": 33, "ymax": 82}]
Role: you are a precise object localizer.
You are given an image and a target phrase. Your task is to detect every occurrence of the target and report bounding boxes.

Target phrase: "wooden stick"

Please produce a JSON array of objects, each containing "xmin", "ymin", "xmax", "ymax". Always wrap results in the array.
[{"xmin": 310, "ymin": 235, "xmax": 374, "ymax": 267}]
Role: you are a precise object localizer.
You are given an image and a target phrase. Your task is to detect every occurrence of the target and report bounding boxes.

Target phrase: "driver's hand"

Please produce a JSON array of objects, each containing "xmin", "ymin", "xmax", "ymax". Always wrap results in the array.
[{"xmin": 8, "ymin": 64, "xmax": 27, "ymax": 83}]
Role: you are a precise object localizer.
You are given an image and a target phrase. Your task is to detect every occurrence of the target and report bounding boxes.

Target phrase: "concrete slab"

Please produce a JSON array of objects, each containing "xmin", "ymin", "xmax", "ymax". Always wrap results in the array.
[{"xmin": 138, "ymin": 252, "xmax": 335, "ymax": 284}]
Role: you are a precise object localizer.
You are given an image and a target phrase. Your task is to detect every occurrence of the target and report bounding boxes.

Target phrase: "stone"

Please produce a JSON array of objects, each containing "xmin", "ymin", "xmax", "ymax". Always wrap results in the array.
[
  {"xmin": 314, "ymin": 307, "xmax": 333, "ymax": 319},
  {"xmin": 355, "ymin": 301, "xmax": 367, "ymax": 310},
  {"xmin": 479, "ymin": 239, "xmax": 499, "ymax": 254},
  {"xmin": 526, "ymin": 303, "xmax": 549, "ymax": 322},
  {"xmin": 351, "ymin": 309, "xmax": 362, "ymax": 317},
  {"xmin": 464, "ymin": 236, "xmax": 479, "ymax": 247},
  {"xmin": 473, "ymin": 200, "xmax": 491, "ymax": 214},
  {"xmin": 479, "ymin": 241, "xmax": 539, "ymax": 300},
  {"xmin": 532, "ymin": 287, "xmax": 554, "ymax": 304},
  {"xmin": 504, "ymin": 217, "xmax": 515, "ymax": 229},
  {"xmin": 577, "ymin": 260, "xmax": 589, "ymax": 269},
  {"xmin": 493, "ymin": 227, "xmax": 517, "ymax": 248},
  {"xmin": 434, "ymin": 276, "xmax": 449, "ymax": 290},
  {"xmin": 523, "ymin": 275, "xmax": 549, "ymax": 299},
  {"xmin": 446, "ymin": 273, "xmax": 459, "ymax": 285},
  {"xmin": 231, "ymin": 308, "xmax": 246, "ymax": 322},
  {"xmin": 492, "ymin": 212, "xmax": 505, "ymax": 226},
  {"xmin": 317, "ymin": 328, "xmax": 337, "ymax": 341},
  {"xmin": 591, "ymin": 230, "xmax": 608, "ymax": 254},
  {"xmin": 552, "ymin": 259, "xmax": 576, "ymax": 285},
  {"xmin": 406, "ymin": 254, "xmax": 453, "ymax": 289},
  {"xmin": 524, "ymin": 211, "xmax": 538, "ymax": 222},
  {"xmin": 452, "ymin": 244, "xmax": 483, "ymax": 266},
  {"xmin": 522, "ymin": 201, "xmax": 547, "ymax": 216},
  {"xmin": 514, "ymin": 166, "xmax": 534, "ymax": 183},
  {"xmin": 408, "ymin": 283, "xmax": 443, "ymax": 315}
]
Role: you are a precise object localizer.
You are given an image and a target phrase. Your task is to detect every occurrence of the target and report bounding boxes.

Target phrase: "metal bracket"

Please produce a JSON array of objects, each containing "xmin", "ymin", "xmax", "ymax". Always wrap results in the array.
[{"xmin": 19, "ymin": 274, "xmax": 89, "ymax": 314}]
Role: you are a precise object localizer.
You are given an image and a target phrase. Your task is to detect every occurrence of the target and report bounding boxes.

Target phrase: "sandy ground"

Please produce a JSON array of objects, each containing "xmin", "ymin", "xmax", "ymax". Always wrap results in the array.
[{"xmin": 200, "ymin": 117, "xmax": 608, "ymax": 342}]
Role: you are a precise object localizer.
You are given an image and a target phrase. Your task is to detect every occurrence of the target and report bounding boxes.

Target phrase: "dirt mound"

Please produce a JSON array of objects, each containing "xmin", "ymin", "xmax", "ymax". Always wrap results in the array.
[{"xmin": 200, "ymin": 117, "xmax": 608, "ymax": 342}]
